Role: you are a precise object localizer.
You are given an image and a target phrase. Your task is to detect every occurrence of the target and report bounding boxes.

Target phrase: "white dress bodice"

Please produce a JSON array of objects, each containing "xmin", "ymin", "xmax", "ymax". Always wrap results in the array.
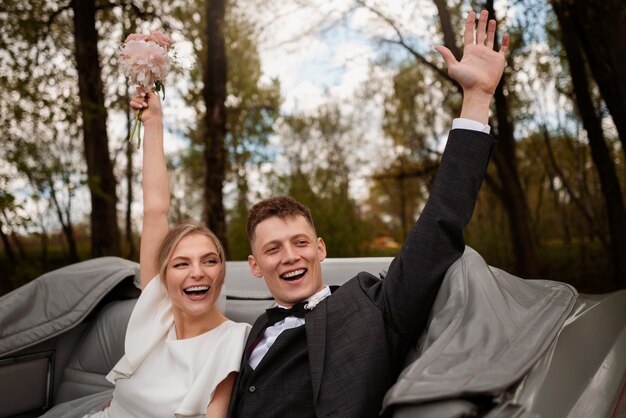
[{"xmin": 85, "ymin": 277, "xmax": 249, "ymax": 418}]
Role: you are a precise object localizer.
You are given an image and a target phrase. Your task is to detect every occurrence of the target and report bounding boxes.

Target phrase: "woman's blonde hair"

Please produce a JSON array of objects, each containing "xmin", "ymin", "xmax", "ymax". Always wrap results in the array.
[{"xmin": 157, "ymin": 220, "xmax": 226, "ymax": 286}]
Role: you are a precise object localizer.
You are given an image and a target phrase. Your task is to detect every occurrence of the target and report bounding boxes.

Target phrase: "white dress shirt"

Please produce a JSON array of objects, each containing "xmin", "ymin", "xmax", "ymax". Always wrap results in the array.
[
  {"xmin": 249, "ymin": 286, "xmax": 332, "ymax": 369},
  {"xmin": 452, "ymin": 118, "xmax": 491, "ymax": 133}
]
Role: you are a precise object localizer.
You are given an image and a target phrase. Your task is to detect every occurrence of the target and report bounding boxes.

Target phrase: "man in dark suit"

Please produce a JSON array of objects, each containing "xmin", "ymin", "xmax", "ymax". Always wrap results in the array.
[{"xmin": 228, "ymin": 10, "xmax": 509, "ymax": 417}]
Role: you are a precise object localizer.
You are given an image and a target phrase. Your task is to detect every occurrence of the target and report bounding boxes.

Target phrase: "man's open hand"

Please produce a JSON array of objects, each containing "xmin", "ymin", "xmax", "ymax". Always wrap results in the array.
[{"xmin": 435, "ymin": 10, "xmax": 509, "ymax": 97}]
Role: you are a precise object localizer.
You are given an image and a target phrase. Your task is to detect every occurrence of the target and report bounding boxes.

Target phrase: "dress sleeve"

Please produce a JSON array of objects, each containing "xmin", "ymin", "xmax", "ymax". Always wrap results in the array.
[
  {"xmin": 106, "ymin": 276, "xmax": 172, "ymax": 383},
  {"xmin": 174, "ymin": 322, "xmax": 251, "ymax": 418}
]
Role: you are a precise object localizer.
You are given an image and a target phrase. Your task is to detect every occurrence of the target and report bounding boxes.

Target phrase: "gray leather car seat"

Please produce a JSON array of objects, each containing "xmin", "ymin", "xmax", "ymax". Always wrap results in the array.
[{"xmin": 53, "ymin": 299, "xmax": 136, "ymax": 405}]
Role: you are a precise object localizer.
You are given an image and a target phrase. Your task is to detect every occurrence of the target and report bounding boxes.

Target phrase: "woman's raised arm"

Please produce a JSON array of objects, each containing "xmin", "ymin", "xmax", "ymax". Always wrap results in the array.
[{"xmin": 130, "ymin": 91, "xmax": 170, "ymax": 289}]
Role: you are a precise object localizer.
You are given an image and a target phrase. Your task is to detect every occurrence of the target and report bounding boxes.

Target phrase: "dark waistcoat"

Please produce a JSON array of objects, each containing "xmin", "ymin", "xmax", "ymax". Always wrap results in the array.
[{"xmin": 234, "ymin": 325, "xmax": 315, "ymax": 417}]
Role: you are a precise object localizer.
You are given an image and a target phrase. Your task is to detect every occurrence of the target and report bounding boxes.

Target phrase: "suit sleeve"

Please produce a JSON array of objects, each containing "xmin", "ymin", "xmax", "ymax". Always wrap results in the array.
[{"xmin": 373, "ymin": 128, "xmax": 496, "ymax": 340}]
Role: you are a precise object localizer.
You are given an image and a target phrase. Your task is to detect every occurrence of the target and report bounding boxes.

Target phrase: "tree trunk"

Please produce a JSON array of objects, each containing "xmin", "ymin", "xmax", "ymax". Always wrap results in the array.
[
  {"xmin": 49, "ymin": 185, "xmax": 79, "ymax": 262},
  {"xmin": 2, "ymin": 209, "xmax": 25, "ymax": 260},
  {"xmin": 0, "ymin": 271, "xmax": 13, "ymax": 297},
  {"xmin": 202, "ymin": 0, "xmax": 229, "ymax": 254},
  {"xmin": 433, "ymin": 0, "xmax": 462, "ymax": 60},
  {"xmin": 553, "ymin": 1, "xmax": 626, "ymax": 289},
  {"xmin": 482, "ymin": 2, "xmax": 541, "ymax": 278},
  {"xmin": 71, "ymin": 0, "xmax": 120, "ymax": 257},
  {"xmin": 0, "ymin": 217, "xmax": 16, "ymax": 296},
  {"xmin": 39, "ymin": 215, "xmax": 49, "ymax": 272},
  {"xmin": 558, "ymin": 0, "xmax": 626, "ymax": 155},
  {"xmin": 490, "ymin": 79, "xmax": 541, "ymax": 278}
]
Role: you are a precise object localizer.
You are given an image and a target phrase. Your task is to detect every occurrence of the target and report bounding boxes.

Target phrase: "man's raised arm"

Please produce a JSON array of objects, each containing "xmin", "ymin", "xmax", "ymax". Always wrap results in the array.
[{"xmin": 379, "ymin": 10, "xmax": 508, "ymax": 339}]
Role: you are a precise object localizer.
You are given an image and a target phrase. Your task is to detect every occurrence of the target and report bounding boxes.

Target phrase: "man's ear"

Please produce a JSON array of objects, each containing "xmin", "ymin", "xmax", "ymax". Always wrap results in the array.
[
  {"xmin": 248, "ymin": 255, "xmax": 263, "ymax": 278},
  {"xmin": 317, "ymin": 237, "xmax": 327, "ymax": 262}
]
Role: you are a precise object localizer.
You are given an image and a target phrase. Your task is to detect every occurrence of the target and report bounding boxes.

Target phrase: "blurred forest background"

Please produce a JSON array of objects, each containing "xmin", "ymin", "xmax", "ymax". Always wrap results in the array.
[{"xmin": 0, "ymin": 0, "xmax": 624, "ymax": 296}]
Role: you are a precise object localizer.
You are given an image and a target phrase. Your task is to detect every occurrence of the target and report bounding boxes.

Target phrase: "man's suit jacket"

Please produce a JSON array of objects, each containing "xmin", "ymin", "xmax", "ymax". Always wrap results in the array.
[{"xmin": 228, "ymin": 129, "xmax": 496, "ymax": 418}]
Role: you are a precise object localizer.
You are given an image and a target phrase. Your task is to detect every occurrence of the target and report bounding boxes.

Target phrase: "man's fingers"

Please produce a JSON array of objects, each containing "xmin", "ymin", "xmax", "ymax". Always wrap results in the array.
[
  {"xmin": 486, "ymin": 19, "xmax": 496, "ymax": 49},
  {"xmin": 499, "ymin": 34, "xmax": 510, "ymax": 56},
  {"xmin": 435, "ymin": 45, "xmax": 458, "ymax": 69},
  {"xmin": 464, "ymin": 11, "xmax": 476, "ymax": 46},
  {"xmin": 476, "ymin": 10, "xmax": 488, "ymax": 45}
]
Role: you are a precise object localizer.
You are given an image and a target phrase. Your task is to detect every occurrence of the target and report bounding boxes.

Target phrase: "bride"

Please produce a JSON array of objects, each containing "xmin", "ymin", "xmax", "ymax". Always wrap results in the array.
[{"xmin": 85, "ymin": 90, "xmax": 249, "ymax": 417}]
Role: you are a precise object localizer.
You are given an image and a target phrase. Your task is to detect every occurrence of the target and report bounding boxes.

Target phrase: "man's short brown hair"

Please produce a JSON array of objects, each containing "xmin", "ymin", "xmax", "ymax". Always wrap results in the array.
[{"xmin": 247, "ymin": 196, "xmax": 316, "ymax": 243}]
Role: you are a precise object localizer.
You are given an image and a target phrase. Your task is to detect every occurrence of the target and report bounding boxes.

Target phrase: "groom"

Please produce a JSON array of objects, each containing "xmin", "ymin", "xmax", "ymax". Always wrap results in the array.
[{"xmin": 228, "ymin": 10, "xmax": 509, "ymax": 418}]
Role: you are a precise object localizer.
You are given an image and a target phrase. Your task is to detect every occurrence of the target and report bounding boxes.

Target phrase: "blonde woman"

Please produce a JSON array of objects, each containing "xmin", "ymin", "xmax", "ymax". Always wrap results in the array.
[{"xmin": 85, "ymin": 91, "xmax": 250, "ymax": 417}]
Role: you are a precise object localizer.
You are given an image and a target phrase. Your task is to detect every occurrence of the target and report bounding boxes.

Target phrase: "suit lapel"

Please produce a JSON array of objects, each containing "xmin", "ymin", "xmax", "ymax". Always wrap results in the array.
[
  {"xmin": 305, "ymin": 299, "xmax": 327, "ymax": 404},
  {"xmin": 228, "ymin": 315, "xmax": 269, "ymax": 418},
  {"xmin": 245, "ymin": 314, "xmax": 269, "ymax": 360}
]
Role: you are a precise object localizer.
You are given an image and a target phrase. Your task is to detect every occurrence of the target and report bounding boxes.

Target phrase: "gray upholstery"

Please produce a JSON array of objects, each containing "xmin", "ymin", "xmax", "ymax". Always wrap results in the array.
[
  {"xmin": 0, "ymin": 257, "xmax": 139, "ymax": 357},
  {"xmin": 54, "ymin": 299, "xmax": 136, "ymax": 404},
  {"xmin": 393, "ymin": 400, "xmax": 477, "ymax": 418},
  {"xmin": 383, "ymin": 247, "xmax": 577, "ymax": 410}
]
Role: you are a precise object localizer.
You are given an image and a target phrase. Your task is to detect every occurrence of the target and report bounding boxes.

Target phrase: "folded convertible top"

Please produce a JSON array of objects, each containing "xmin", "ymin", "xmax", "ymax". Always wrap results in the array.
[
  {"xmin": 0, "ymin": 257, "xmax": 139, "ymax": 357},
  {"xmin": 383, "ymin": 247, "xmax": 578, "ymax": 410}
]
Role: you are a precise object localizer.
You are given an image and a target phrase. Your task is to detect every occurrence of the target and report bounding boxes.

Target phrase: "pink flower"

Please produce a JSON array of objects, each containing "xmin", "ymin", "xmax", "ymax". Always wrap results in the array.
[
  {"xmin": 120, "ymin": 29, "xmax": 175, "ymax": 146},
  {"xmin": 125, "ymin": 33, "xmax": 150, "ymax": 42},
  {"xmin": 120, "ymin": 40, "xmax": 170, "ymax": 90},
  {"xmin": 149, "ymin": 30, "xmax": 174, "ymax": 48}
]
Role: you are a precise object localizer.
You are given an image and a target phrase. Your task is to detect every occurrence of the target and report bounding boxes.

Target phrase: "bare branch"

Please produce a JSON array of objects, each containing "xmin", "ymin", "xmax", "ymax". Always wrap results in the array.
[
  {"xmin": 96, "ymin": 0, "xmax": 157, "ymax": 20},
  {"xmin": 432, "ymin": 0, "xmax": 462, "ymax": 60},
  {"xmin": 355, "ymin": 0, "xmax": 461, "ymax": 92},
  {"xmin": 540, "ymin": 125, "xmax": 609, "ymax": 248}
]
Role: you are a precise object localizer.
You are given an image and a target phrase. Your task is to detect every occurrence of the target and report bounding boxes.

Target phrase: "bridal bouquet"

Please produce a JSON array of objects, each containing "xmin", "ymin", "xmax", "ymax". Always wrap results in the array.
[{"xmin": 120, "ymin": 30, "xmax": 175, "ymax": 146}]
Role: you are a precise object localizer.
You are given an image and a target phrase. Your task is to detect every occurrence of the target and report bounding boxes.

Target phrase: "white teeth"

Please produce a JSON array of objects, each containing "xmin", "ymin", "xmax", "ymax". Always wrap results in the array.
[
  {"xmin": 185, "ymin": 285, "xmax": 210, "ymax": 292},
  {"xmin": 282, "ymin": 269, "xmax": 305, "ymax": 278}
]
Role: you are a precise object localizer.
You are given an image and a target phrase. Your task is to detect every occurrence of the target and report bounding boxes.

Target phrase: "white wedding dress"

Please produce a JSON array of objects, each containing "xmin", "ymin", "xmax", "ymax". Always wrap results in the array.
[{"xmin": 85, "ymin": 277, "xmax": 250, "ymax": 418}]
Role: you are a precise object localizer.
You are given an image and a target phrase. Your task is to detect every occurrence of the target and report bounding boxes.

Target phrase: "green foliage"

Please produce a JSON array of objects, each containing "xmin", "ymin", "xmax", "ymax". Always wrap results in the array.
[
  {"xmin": 227, "ymin": 203, "xmax": 252, "ymax": 260},
  {"xmin": 366, "ymin": 61, "xmax": 450, "ymax": 243},
  {"xmin": 267, "ymin": 104, "xmax": 374, "ymax": 257},
  {"xmin": 0, "ymin": 0, "xmax": 84, "ymax": 259}
]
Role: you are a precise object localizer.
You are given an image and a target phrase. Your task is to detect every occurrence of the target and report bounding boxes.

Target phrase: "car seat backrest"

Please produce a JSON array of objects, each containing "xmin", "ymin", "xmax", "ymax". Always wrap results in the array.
[{"xmin": 54, "ymin": 299, "xmax": 136, "ymax": 404}]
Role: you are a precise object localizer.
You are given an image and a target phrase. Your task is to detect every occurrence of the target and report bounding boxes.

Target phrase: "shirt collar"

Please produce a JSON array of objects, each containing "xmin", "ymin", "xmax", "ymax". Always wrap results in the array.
[{"xmin": 276, "ymin": 285, "xmax": 331, "ymax": 310}]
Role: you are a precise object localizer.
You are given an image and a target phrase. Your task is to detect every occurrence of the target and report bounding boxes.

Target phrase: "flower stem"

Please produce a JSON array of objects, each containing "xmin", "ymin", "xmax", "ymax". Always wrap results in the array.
[{"xmin": 129, "ymin": 109, "xmax": 143, "ymax": 147}]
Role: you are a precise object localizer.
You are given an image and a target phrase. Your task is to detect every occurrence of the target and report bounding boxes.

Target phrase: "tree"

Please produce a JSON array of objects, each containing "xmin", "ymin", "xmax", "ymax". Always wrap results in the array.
[
  {"xmin": 0, "ymin": 189, "xmax": 20, "ymax": 295},
  {"xmin": 9, "ymin": 139, "xmax": 81, "ymax": 263},
  {"xmin": 553, "ymin": 0, "xmax": 626, "ymax": 155},
  {"xmin": 224, "ymin": 15, "xmax": 281, "ymax": 259},
  {"xmin": 551, "ymin": 0, "xmax": 626, "ymax": 288},
  {"xmin": 0, "ymin": 0, "xmax": 84, "ymax": 263},
  {"xmin": 368, "ymin": 63, "xmax": 442, "ymax": 242},
  {"xmin": 171, "ymin": 1, "xmax": 281, "ymax": 258},
  {"xmin": 71, "ymin": 0, "xmax": 120, "ymax": 257},
  {"xmin": 201, "ymin": 0, "xmax": 229, "ymax": 252},
  {"xmin": 353, "ymin": 0, "xmax": 540, "ymax": 276}
]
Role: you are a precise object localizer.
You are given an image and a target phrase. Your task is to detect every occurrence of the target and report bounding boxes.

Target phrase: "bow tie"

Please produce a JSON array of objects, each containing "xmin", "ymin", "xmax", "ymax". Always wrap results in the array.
[{"xmin": 265, "ymin": 302, "xmax": 308, "ymax": 327}]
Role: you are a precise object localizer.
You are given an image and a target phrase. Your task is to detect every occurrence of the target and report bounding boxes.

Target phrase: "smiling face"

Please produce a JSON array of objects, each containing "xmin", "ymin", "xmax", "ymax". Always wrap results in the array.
[
  {"xmin": 164, "ymin": 233, "xmax": 225, "ymax": 322},
  {"xmin": 248, "ymin": 215, "xmax": 327, "ymax": 308}
]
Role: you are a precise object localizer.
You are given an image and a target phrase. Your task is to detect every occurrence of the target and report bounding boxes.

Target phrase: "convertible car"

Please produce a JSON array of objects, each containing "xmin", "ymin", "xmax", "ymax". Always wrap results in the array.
[{"xmin": 0, "ymin": 247, "xmax": 624, "ymax": 417}]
